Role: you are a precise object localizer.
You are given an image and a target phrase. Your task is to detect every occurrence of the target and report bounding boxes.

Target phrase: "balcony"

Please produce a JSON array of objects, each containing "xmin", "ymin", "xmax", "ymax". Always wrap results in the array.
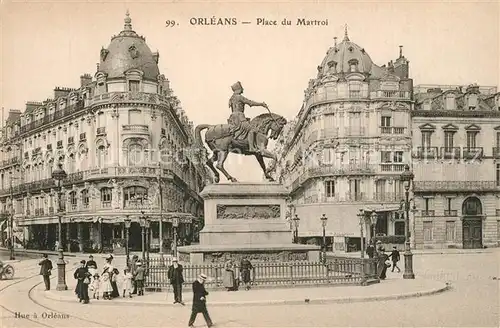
[
  {"xmin": 122, "ymin": 124, "xmax": 149, "ymax": 136},
  {"xmin": 309, "ymin": 163, "xmax": 376, "ymax": 177},
  {"xmin": 67, "ymin": 136, "xmax": 74, "ymax": 145},
  {"xmin": 421, "ymin": 210, "xmax": 435, "ymax": 216},
  {"xmin": 49, "ymin": 207, "xmax": 54, "ymax": 214},
  {"xmin": 493, "ymin": 147, "xmax": 500, "ymax": 159},
  {"xmin": 91, "ymin": 91, "xmax": 165, "ymax": 106},
  {"xmin": 47, "ymin": 144, "xmax": 52, "ymax": 151},
  {"xmin": 444, "ymin": 210, "xmax": 458, "ymax": 217},
  {"xmin": 380, "ymin": 163, "xmax": 406, "ymax": 172},
  {"xmin": 79, "ymin": 133, "xmax": 87, "ymax": 142},
  {"xmin": 414, "ymin": 181, "xmax": 498, "ymax": 192},
  {"xmin": 56, "ymin": 140, "xmax": 63, "ymax": 149},
  {"xmin": 0, "ymin": 156, "xmax": 19, "ymax": 167},
  {"xmin": 97, "ymin": 127, "xmax": 106, "ymax": 136},
  {"xmin": 380, "ymin": 126, "xmax": 406, "ymax": 134},
  {"xmin": 463, "ymin": 147, "xmax": 483, "ymax": 160},
  {"xmin": 34, "ymin": 208, "xmax": 45, "ymax": 216},
  {"xmin": 101, "ymin": 201, "xmax": 112, "ymax": 208},
  {"xmin": 441, "ymin": 147, "xmax": 461, "ymax": 160},
  {"xmin": 373, "ymin": 192, "xmax": 401, "ymax": 202},
  {"xmin": 372, "ymin": 90, "xmax": 411, "ymax": 99},
  {"xmin": 344, "ymin": 127, "xmax": 366, "ymax": 136},
  {"xmin": 319, "ymin": 128, "xmax": 339, "ymax": 139},
  {"xmin": 348, "ymin": 90, "xmax": 363, "ymax": 99},
  {"xmin": 415, "ymin": 147, "xmax": 438, "ymax": 160},
  {"xmin": 347, "ymin": 193, "xmax": 366, "ymax": 202}
]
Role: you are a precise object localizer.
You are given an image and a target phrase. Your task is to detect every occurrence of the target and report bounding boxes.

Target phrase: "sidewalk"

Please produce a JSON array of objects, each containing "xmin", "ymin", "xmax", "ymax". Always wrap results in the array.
[
  {"xmin": 332, "ymin": 248, "xmax": 495, "ymax": 258},
  {"xmin": 40, "ymin": 277, "xmax": 449, "ymax": 307}
]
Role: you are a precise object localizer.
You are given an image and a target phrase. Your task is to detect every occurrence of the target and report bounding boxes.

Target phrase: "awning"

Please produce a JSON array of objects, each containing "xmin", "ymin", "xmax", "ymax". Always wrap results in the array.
[
  {"xmin": 362, "ymin": 204, "xmax": 401, "ymax": 213},
  {"xmin": 294, "ymin": 203, "xmax": 363, "ymax": 238}
]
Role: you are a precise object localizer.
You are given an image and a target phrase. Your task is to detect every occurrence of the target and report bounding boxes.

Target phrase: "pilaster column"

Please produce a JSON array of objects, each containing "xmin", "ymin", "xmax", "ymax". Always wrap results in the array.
[
  {"xmin": 66, "ymin": 223, "xmax": 71, "ymax": 252},
  {"xmin": 77, "ymin": 223, "xmax": 83, "ymax": 252}
]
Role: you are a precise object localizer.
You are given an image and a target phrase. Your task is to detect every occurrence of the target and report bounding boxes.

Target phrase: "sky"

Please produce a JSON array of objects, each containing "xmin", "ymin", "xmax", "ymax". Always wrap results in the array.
[{"xmin": 1, "ymin": 1, "xmax": 499, "ymax": 182}]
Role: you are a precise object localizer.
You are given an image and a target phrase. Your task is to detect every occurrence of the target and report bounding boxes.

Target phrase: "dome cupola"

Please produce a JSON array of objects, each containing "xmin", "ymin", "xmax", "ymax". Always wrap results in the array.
[{"xmin": 98, "ymin": 11, "xmax": 160, "ymax": 81}]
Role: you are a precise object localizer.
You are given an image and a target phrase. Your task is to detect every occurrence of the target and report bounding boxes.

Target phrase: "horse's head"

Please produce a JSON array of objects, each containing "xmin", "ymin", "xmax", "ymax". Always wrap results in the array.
[{"xmin": 252, "ymin": 113, "xmax": 287, "ymax": 140}]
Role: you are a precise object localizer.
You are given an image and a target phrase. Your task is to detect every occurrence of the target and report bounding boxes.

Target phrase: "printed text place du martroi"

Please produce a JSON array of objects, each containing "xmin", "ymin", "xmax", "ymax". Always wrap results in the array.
[{"xmin": 188, "ymin": 17, "xmax": 329, "ymax": 26}]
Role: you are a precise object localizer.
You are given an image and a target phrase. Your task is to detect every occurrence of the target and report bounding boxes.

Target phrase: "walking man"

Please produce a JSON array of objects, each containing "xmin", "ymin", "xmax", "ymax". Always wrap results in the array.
[
  {"xmin": 188, "ymin": 274, "xmax": 213, "ymax": 328},
  {"xmin": 389, "ymin": 246, "xmax": 401, "ymax": 273},
  {"xmin": 39, "ymin": 253, "xmax": 53, "ymax": 291},
  {"xmin": 167, "ymin": 257, "xmax": 185, "ymax": 305}
]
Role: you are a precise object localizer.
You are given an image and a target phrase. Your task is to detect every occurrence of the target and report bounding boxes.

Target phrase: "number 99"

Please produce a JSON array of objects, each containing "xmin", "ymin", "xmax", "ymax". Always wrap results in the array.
[{"xmin": 165, "ymin": 20, "xmax": 176, "ymax": 27}]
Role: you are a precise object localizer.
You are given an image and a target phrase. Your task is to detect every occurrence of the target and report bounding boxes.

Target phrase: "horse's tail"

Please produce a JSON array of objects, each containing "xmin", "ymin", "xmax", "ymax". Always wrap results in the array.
[{"xmin": 194, "ymin": 124, "xmax": 211, "ymax": 147}]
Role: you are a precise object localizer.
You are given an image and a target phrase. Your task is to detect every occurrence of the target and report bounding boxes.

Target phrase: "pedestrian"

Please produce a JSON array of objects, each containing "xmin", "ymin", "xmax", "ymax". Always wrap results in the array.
[
  {"xmin": 167, "ymin": 257, "xmax": 185, "ymax": 304},
  {"xmin": 240, "ymin": 257, "xmax": 253, "ymax": 290},
  {"xmin": 222, "ymin": 259, "xmax": 237, "ymax": 291},
  {"xmin": 134, "ymin": 261, "xmax": 145, "ymax": 296},
  {"xmin": 130, "ymin": 254, "xmax": 139, "ymax": 294},
  {"xmin": 74, "ymin": 260, "xmax": 91, "ymax": 304},
  {"xmin": 188, "ymin": 273, "xmax": 213, "ymax": 328},
  {"xmin": 38, "ymin": 253, "xmax": 53, "ymax": 291},
  {"xmin": 90, "ymin": 273, "xmax": 100, "ymax": 299},
  {"xmin": 85, "ymin": 255, "xmax": 98, "ymax": 278},
  {"xmin": 389, "ymin": 246, "xmax": 401, "ymax": 273},
  {"xmin": 122, "ymin": 268, "xmax": 133, "ymax": 298},
  {"xmin": 366, "ymin": 242, "xmax": 375, "ymax": 259},
  {"xmin": 375, "ymin": 241, "xmax": 389, "ymax": 280},
  {"xmin": 102, "ymin": 254, "xmax": 120, "ymax": 298}
]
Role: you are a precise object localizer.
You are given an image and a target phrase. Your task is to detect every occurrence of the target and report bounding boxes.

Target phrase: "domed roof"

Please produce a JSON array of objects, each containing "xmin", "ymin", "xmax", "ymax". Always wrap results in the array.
[
  {"xmin": 98, "ymin": 11, "xmax": 160, "ymax": 81},
  {"xmin": 319, "ymin": 28, "xmax": 374, "ymax": 76}
]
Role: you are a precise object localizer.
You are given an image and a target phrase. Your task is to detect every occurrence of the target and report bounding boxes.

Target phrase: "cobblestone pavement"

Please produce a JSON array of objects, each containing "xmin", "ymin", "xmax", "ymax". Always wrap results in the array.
[{"xmin": 1, "ymin": 250, "xmax": 498, "ymax": 327}]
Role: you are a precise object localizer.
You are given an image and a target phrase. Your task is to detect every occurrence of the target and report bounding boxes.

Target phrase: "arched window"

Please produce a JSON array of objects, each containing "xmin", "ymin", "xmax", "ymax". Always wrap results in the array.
[
  {"xmin": 128, "ymin": 143, "xmax": 143, "ymax": 166},
  {"xmin": 97, "ymin": 145, "xmax": 107, "ymax": 167},
  {"xmin": 69, "ymin": 191, "xmax": 77, "ymax": 210},
  {"xmin": 81, "ymin": 190, "xmax": 89, "ymax": 208},
  {"xmin": 68, "ymin": 154, "xmax": 76, "ymax": 173},
  {"xmin": 100, "ymin": 188, "xmax": 112, "ymax": 208},
  {"xmin": 124, "ymin": 186, "xmax": 148, "ymax": 208},
  {"xmin": 462, "ymin": 197, "xmax": 482, "ymax": 216}
]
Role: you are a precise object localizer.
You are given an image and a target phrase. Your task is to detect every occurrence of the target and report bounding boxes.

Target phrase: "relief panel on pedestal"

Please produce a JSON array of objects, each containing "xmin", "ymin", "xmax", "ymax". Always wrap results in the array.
[{"xmin": 216, "ymin": 205, "xmax": 281, "ymax": 220}]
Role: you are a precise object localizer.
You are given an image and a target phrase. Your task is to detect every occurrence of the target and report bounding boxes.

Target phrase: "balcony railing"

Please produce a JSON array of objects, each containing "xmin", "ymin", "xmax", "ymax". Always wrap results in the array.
[
  {"xmin": 97, "ymin": 127, "xmax": 106, "ymax": 136},
  {"xmin": 80, "ymin": 133, "xmax": 87, "ymax": 142},
  {"xmin": 380, "ymin": 126, "xmax": 405, "ymax": 134},
  {"xmin": 122, "ymin": 124, "xmax": 149, "ymax": 134},
  {"xmin": 373, "ymin": 192, "xmax": 401, "ymax": 202},
  {"xmin": 415, "ymin": 147, "xmax": 438, "ymax": 159},
  {"xmin": 463, "ymin": 147, "xmax": 483, "ymax": 160},
  {"xmin": 380, "ymin": 163, "xmax": 406, "ymax": 172},
  {"xmin": 441, "ymin": 147, "xmax": 461, "ymax": 159},
  {"xmin": 101, "ymin": 201, "xmax": 112, "ymax": 208},
  {"xmin": 18, "ymin": 101, "xmax": 85, "ymax": 135},
  {"xmin": 0, "ymin": 157, "xmax": 19, "ymax": 167},
  {"xmin": 68, "ymin": 137, "xmax": 74, "ymax": 145},
  {"xmin": 309, "ymin": 164, "xmax": 375, "ymax": 177},
  {"xmin": 57, "ymin": 140, "xmax": 63, "ymax": 149},
  {"xmin": 421, "ymin": 210, "xmax": 435, "ymax": 216},
  {"xmin": 444, "ymin": 210, "xmax": 458, "ymax": 217},
  {"xmin": 372, "ymin": 90, "xmax": 410, "ymax": 99},
  {"xmin": 344, "ymin": 127, "xmax": 366, "ymax": 136},
  {"xmin": 414, "ymin": 181, "xmax": 498, "ymax": 192}
]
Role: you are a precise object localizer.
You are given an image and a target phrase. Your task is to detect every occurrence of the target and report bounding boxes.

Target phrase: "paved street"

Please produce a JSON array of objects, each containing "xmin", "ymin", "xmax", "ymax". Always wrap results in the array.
[{"xmin": 0, "ymin": 250, "xmax": 498, "ymax": 327}]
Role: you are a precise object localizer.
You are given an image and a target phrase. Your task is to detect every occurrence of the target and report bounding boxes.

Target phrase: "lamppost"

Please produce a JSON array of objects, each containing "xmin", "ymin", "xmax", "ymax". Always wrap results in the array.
[
  {"xmin": 172, "ymin": 216, "xmax": 179, "ymax": 257},
  {"xmin": 51, "ymin": 163, "xmax": 68, "ymax": 291},
  {"xmin": 370, "ymin": 212, "xmax": 378, "ymax": 243},
  {"xmin": 320, "ymin": 214, "xmax": 328, "ymax": 261},
  {"xmin": 357, "ymin": 209, "xmax": 367, "ymax": 285},
  {"xmin": 124, "ymin": 216, "xmax": 132, "ymax": 267},
  {"xmin": 98, "ymin": 217, "xmax": 103, "ymax": 252},
  {"xmin": 292, "ymin": 214, "xmax": 300, "ymax": 244},
  {"xmin": 400, "ymin": 164, "xmax": 416, "ymax": 279},
  {"xmin": 139, "ymin": 211, "xmax": 146, "ymax": 261},
  {"xmin": 145, "ymin": 218, "xmax": 151, "ymax": 271}
]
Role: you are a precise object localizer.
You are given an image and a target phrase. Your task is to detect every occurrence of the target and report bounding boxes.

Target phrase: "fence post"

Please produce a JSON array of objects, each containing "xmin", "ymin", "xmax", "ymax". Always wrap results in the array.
[
  {"xmin": 360, "ymin": 259, "xmax": 367, "ymax": 286},
  {"xmin": 289, "ymin": 264, "xmax": 294, "ymax": 285},
  {"xmin": 214, "ymin": 266, "xmax": 219, "ymax": 288}
]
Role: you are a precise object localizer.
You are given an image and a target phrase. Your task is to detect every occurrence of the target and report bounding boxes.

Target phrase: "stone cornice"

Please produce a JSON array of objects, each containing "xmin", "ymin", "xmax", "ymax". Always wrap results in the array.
[{"xmin": 411, "ymin": 110, "xmax": 500, "ymax": 118}]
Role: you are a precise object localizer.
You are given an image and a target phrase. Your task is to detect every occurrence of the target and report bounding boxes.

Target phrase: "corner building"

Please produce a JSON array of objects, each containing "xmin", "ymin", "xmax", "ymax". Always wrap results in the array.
[
  {"xmin": 276, "ymin": 31, "xmax": 413, "ymax": 251},
  {"xmin": 0, "ymin": 13, "xmax": 210, "ymax": 253}
]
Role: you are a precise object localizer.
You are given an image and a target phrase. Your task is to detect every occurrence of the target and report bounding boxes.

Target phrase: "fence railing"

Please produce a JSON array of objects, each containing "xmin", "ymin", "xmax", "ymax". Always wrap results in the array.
[{"xmin": 144, "ymin": 256, "xmax": 378, "ymax": 290}]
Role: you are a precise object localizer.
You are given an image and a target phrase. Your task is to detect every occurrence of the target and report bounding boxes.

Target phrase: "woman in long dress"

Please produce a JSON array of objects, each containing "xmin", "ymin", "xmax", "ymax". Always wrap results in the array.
[
  {"xmin": 222, "ymin": 259, "xmax": 236, "ymax": 291},
  {"xmin": 101, "ymin": 256, "xmax": 115, "ymax": 300}
]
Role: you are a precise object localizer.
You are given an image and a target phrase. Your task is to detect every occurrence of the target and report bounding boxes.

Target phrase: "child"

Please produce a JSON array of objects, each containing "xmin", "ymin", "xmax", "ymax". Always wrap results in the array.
[
  {"xmin": 100, "ymin": 270, "xmax": 113, "ymax": 300},
  {"xmin": 90, "ymin": 273, "xmax": 101, "ymax": 300},
  {"xmin": 122, "ymin": 268, "xmax": 133, "ymax": 298},
  {"xmin": 134, "ymin": 261, "xmax": 145, "ymax": 296}
]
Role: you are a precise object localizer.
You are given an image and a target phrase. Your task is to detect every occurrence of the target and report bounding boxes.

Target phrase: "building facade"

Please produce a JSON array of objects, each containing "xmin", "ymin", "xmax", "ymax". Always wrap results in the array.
[
  {"xmin": 0, "ymin": 13, "xmax": 210, "ymax": 253},
  {"xmin": 275, "ymin": 30, "xmax": 413, "ymax": 251},
  {"xmin": 412, "ymin": 84, "xmax": 500, "ymax": 249}
]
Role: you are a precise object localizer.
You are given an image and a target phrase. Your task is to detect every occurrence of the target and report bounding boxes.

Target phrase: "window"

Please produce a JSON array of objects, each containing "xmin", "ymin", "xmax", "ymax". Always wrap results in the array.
[
  {"xmin": 349, "ymin": 179, "xmax": 361, "ymax": 201},
  {"xmin": 69, "ymin": 191, "xmax": 77, "ymax": 210},
  {"xmin": 128, "ymin": 144, "xmax": 143, "ymax": 166},
  {"xmin": 423, "ymin": 221, "xmax": 433, "ymax": 241},
  {"xmin": 393, "ymin": 151, "xmax": 403, "ymax": 163},
  {"xmin": 97, "ymin": 82, "xmax": 107, "ymax": 94},
  {"xmin": 129, "ymin": 80, "xmax": 140, "ymax": 92},
  {"xmin": 497, "ymin": 164, "xmax": 500, "ymax": 187},
  {"xmin": 444, "ymin": 131, "xmax": 454, "ymax": 150},
  {"xmin": 381, "ymin": 151, "xmax": 392, "ymax": 163},
  {"xmin": 101, "ymin": 188, "xmax": 112, "ymax": 207},
  {"xmin": 68, "ymin": 154, "xmax": 76, "ymax": 173},
  {"xmin": 497, "ymin": 132, "xmax": 500, "ymax": 149},
  {"xmin": 445, "ymin": 221, "xmax": 456, "ymax": 241},
  {"xmin": 349, "ymin": 82, "xmax": 361, "ymax": 98},
  {"xmin": 348, "ymin": 59, "xmax": 358, "ymax": 72},
  {"xmin": 82, "ymin": 190, "xmax": 89, "ymax": 208},
  {"xmin": 466, "ymin": 132, "xmax": 477, "ymax": 148},
  {"xmin": 421, "ymin": 131, "xmax": 432, "ymax": 148},
  {"xmin": 325, "ymin": 180, "xmax": 335, "ymax": 198},
  {"xmin": 124, "ymin": 186, "xmax": 148, "ymax": 207},
  {"xmin": 381, "ymin": 116, "xmax": 391, "ymax": 127},
  {"xmin": 97, "ymin": 145, "xmax": 107, "ymax": 167}
]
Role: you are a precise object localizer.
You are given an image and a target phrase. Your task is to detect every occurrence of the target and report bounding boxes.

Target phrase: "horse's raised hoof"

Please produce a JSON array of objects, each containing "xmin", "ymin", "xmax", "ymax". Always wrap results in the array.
[
  {"xmin": 214, "ymin": 176, "xmax": 220, "ymax": 183},
  {"xmin": 229, "ymin": 177, "xmax": 238, "ymax": 183}
]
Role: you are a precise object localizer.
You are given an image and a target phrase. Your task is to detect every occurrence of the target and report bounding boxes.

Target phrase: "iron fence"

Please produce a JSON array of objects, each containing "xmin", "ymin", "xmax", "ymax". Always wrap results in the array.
[{"xmin": 144, "ymin": 256, "xmax": 378, "ymax": 290}]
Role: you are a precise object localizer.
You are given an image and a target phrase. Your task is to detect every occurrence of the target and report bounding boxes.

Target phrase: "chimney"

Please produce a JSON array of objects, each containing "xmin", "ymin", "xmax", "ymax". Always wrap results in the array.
[
  {"xmin": 80, "ymin": 74, "xmax": 92, "ymax": 87},
  {"xmin": 25, "ymin": 101, "xmax": 43, "ymax": 113},
  {"xmin": 53, "ymin": 87, "xmax": 74, "ymax": 99}
]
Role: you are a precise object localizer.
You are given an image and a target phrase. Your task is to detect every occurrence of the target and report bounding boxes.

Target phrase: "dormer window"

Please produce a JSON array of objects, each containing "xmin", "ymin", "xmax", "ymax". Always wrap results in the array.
[
  {"xmin": 348, "ymin": 59, "xmax": 359, "ymax": 72},
  {"xmin": 327, "ymin": 61, "xmax": 337, "ymax": 73},
  {"xmin": 97, "ymin": 82, "xmax": 107, "ymax": 94},
  {"xmin": 445, "ymin": 95, "xmax": 455, "ymax": 110},
  {"xmin": 467, "ymin": 94, "xmax": 478, "ymax": 110}
]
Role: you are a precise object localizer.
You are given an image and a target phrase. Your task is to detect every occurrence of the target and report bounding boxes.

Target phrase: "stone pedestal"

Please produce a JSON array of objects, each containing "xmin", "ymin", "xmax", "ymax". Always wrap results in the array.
[{"xmin": 178, "ymin": 183, "xmax": 320, "ymax": 264}]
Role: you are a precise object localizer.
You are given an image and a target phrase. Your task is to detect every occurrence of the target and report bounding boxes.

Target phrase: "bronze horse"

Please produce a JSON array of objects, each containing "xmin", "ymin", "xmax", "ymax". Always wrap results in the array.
[{"xmin": 195, "ymin": 113, "xmax": 287, "ymax": 183}]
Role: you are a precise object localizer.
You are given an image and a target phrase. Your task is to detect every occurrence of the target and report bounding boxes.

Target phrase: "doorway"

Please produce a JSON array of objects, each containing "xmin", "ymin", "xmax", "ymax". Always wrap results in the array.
[{"xmin": 462, "ymin": 197, "xmax": 483, "ymax": 249}]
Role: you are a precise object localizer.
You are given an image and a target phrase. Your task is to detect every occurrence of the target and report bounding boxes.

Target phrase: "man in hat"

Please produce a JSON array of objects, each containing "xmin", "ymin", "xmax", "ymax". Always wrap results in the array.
[
  {"xmin": 167, "ymin": 257, "xmax": 185, "ymax": 305},
  {"xmin": 389, "ymin": 246, "xmax": 401, "ymax": 273},
  {"xmin": 134, "ymin": 261, "xmax": 145, "ymax": 296},
  {"xmin": 38, "ymin": 253, "xmax": 52, "ymax": 291},
  {"xmin": 188, "ymin": 273, "xmax": 213, "ymax": 328},
  {"xmin": 228, "ymin": 81, "xmax": 268, "ymax": 153}
]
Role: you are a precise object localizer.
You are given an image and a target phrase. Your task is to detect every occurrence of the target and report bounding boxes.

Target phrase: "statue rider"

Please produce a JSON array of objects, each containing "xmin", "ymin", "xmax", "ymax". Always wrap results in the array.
[{"xmin": 228, "ymin": 82, "xmax": 268, "ymax": 153}]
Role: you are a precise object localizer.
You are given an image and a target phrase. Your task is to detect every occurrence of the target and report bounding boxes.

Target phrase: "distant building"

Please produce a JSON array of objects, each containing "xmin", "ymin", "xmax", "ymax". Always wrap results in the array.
[
  {"xmin": 275, "ymin": 29, "xmax": 413, "ymax": 252},
  {"xmin": 0, "ymin": 12, "xmax": 210, "ymax": 253},
  {"xmin": 412, "ymin": 84, "xmax": 500, "ymax": 249}
]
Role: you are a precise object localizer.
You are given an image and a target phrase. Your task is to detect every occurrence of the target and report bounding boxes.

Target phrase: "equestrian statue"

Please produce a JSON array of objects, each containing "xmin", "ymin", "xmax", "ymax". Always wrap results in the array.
[{"xmin": 195, "ymin": 81, "xmax": 287, "ymax": 183}]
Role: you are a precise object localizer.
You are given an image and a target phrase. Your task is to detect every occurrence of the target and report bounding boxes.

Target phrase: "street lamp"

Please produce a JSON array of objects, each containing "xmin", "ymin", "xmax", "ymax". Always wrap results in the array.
[
  {"xmin": 145, "ymin": 218, "xmax": 151, "ymax": 271},
  {"xmin": 139, "ymin": 211, "xmax": 147, "ymax": 261},
  {"xmin": 292, "ymin": 214, "xmax": 300, "ymax": 244},
  {"xmin": 400, "ymin": 164, "xmax": 416, "ymax": 279},
  {"xmin": 320, "ymin": 214, "xmax": 328, "ymax": 261},
  {"xmin": 357, "ymin": 209, "xmax": 365, "ymax": 259},
  {"xmin": 172, "ymin": 216, "xmax": 179, "ymax": 257},
  {"xmin": 370, "ymin": 212, "xmax": 378, "ymax": 244},
  {"xmin": 51, "ymin": 163, "xmax": 67, "ymax": 291},
  {"xmin": 124, "ymin": 216, "xmax": 132, "ymax": 267}
]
